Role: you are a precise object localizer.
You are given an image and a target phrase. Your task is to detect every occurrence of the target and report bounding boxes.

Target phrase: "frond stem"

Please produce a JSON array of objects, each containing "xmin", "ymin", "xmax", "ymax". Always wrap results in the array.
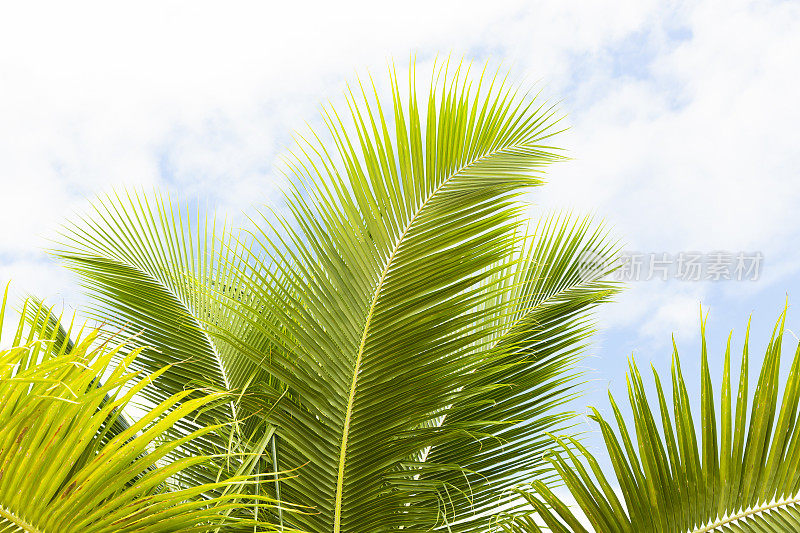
[
  {"xmin": 0, "ymin": 505, "xmax": 44, "ymax": 533},
  {"xmin": 692, "ymin": 495, "xmax": 800, "ymax": 533}
]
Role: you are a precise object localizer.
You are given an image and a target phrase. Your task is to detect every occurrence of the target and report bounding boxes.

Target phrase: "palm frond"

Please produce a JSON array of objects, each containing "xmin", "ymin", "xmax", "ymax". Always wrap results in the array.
[
  {"xmin": 52, "ymin": 191, "xmax": 276, "ymax": 486},
  {"xmin": 204, "ymin": 60, "xmax": 616, "ymax": 532},
  {"xmin": 502, "ymin": 306, "xmax": 800, "ymax": 533},
  {"xmin": 413, "ymin": 212, "xmax": 621, "ymax": 530},
  {"xmin": 0, "ymin": 286, "xmax": 288, "ymax": 532},
  {"xmin": 49, "ymin": 59, "xmax": 621, "ymax": 531},
  {"xmin": 22, "ymin": 295, "xmax": 136, "ymax": 446}
]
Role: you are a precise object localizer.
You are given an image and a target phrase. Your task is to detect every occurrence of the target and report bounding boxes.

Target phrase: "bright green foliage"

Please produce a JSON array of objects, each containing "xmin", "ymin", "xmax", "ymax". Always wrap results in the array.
[
  {"xmin": 198, "ymin": 64, "xmax": 620, "ymax": 531},
  {"xmin": 501, "ymin": 308, "xmax": 800, "ymax": 533},
  {"xmin": 53, "ymin": 191, "xmax": 274, "ymax": 487},
  {"xmin": 0, "ymin": 286, "xmax": 285, "ymax": 533},
  {"xmin": 52, "ymin": 61, "xmax": 621, "ymax": 531}
]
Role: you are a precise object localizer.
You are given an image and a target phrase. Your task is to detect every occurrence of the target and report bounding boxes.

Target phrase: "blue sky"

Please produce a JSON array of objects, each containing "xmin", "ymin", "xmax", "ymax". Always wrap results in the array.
[{"xmin": 2, "ymin": 0, "xmax": 800, "ymax": 506}]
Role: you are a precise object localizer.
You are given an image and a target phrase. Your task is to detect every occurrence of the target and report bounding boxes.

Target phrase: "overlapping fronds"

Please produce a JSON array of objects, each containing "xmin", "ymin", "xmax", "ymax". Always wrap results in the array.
[
  {"xmin": 203, "ymin": 61, "xmax": 617, "ymax": 532},
  {"xmin": 0, "ymin": 286, "xmax": 288, "ymax": 532},
  {"xmin": 49, "ymin": 59, "xmax": 621, "ymax": 531},
  {"xmin": 22, "ymin": 295, "xmax": 135, "ymax": 447},
  {"xmin": 52, "ymin": 191, "xmax": 276, "ymax": 487},
  {"xmin": 500, "ymin": 307, "xmax": 800, "ymax": 533},
  {"xmin": 413, "ymin": 213, "xmax": 620, "ymax": 529}
]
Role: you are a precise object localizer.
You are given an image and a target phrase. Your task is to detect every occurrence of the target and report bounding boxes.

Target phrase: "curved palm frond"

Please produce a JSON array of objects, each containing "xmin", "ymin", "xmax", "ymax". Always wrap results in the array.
[
  {"xmin": 413, "ymin": 212, "xmax": 620, "ymax": 530},
  {"xmin": 0, "ymin": 286, "xmax": 288, "ymax": 533},
  {"xmin": 52, "ymin": 191, "xmax": 276, "ymax": 487},
  {"xmin": 501, "ymin": 307, "xmax": 800, "ymax": 533},
  {"xmin": 204, "ymin": 61, "xmax": 619, "ymax": 531}
]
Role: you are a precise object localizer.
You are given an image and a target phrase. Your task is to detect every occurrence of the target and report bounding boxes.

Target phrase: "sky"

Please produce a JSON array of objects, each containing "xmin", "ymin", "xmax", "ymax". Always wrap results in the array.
[{"xmin": 2, "ymin": 0, "xmax": 800, "ymax": 518}]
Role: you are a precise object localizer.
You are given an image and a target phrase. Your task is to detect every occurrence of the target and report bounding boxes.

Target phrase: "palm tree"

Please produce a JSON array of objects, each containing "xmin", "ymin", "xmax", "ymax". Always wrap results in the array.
[
  {"xmin": 53, "ymin": 62, "xmax": 621, "ymax": 531},
  {"xmin": 0, "ymin": 285, "xmax": 285, "ymax": 532},
  {"xmin": 500, "ymin": 308, "xmax": 800, "ymax": 532}
]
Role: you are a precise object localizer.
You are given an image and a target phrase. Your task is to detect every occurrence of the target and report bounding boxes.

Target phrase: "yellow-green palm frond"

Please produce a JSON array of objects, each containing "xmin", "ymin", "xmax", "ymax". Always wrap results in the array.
[
  {"xmin": 0, "ymin": 286, "xmax": 290, "ymax": 533},
  {"xmin": 502, "ymin": 307, "xmax": 800, "ymax": 533},
  {"xmin": 49, "ymin": 58, "xmax": 621, "ymax": 532}
]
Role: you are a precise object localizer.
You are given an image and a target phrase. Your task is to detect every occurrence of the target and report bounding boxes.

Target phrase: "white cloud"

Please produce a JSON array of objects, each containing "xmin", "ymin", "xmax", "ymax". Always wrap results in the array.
[
  {"xmin": 1, "ymin": 0, "xmax": 797, "ymax": 350},
  {"xmin": 535, "ymin": 1, "xmax": 800, "ymax": 253},
  {"xmin": 519, "ymin": 0, "xmax": 800, "ymax": 345},
  {"xmin": 0, "ymin": 0, "xmax": 663, "ymax": 295}
]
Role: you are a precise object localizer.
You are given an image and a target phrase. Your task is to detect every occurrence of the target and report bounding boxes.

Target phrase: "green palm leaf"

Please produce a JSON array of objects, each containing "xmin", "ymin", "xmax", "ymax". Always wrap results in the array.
[
  {"xmin": 22, "ymin": 295, "xmax": 137, "ymax": 447},
  {"xmin": 53, "ymin": 191, "xmax": 276, "ymax": 487},
  {"xmin": 414, "ymin": 213, "xmax": 620, "ymax": 529},
  {"xmin": 0, "ymin": 286, "xmax": 287, "ymax": 532},
  {"xmin": 502, "ymin": 307, "xmax": 800, "ymax": 533},
  {"xmin": 205, "ymin": 62, "xmax": 618, "ymax": 531}
]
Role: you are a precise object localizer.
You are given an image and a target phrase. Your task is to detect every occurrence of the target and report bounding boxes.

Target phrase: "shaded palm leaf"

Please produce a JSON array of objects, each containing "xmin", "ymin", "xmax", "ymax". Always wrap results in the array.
[
  {"xmin": 52, "ymin": 191, "xmax": 275, "ymax": 487},
  {"xmin": 502, "ymin": 307, "xmax": 800, "ymax": 533}
]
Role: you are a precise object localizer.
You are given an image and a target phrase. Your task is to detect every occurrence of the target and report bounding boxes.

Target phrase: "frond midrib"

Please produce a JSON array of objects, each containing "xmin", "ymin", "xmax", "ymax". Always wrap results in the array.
[
  {"xmin": 65, "ymin": 251, "xmax": 231, "ymax": 393},
  {"xmin": 0, "ymin": 504, "xmax": 44, "ymax": 533},
  {"xmin": 692, "ymin": 495, "xmax": 800, "ymax": 533},
  {"xmin": 332, "ymin": 138, "xmax": 544, "ymax": 531}
]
